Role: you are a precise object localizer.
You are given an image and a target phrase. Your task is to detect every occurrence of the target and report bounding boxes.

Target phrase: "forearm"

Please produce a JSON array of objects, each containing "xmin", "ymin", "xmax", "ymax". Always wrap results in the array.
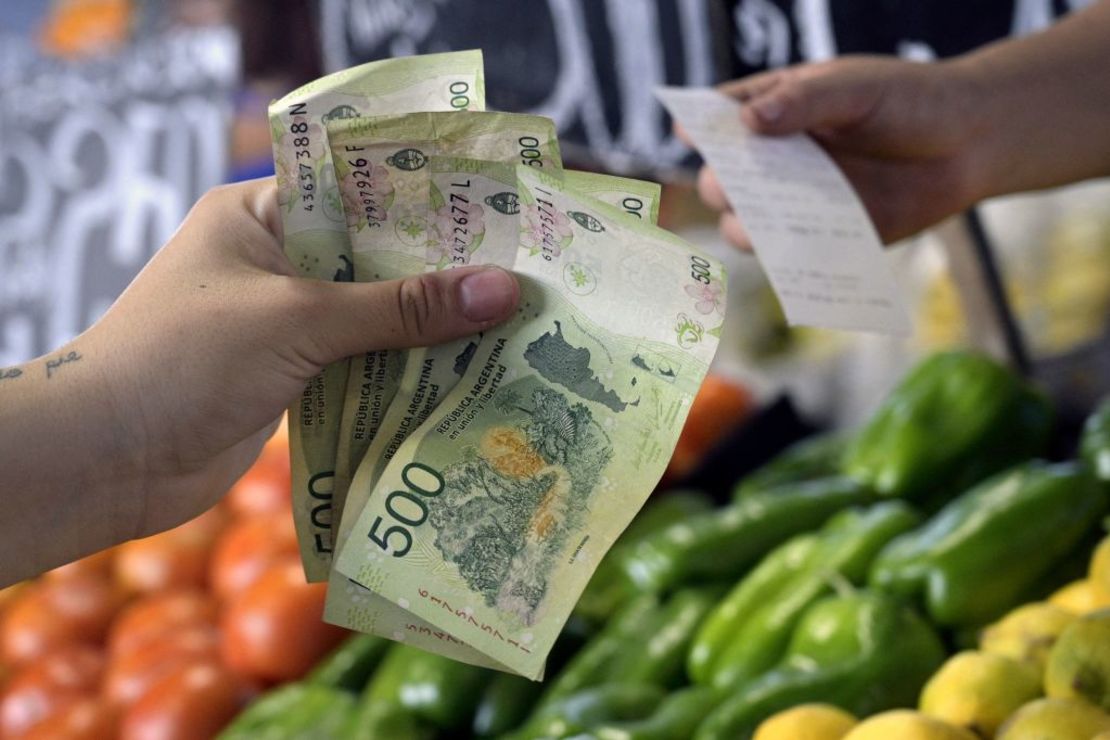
[
  {"xmin": 0, "ymin": 340, "xmax": 143, "ymax": 584},
  {"xmin": 960, "ymin": 0, "xmax": 1110, "ymax": 199}
]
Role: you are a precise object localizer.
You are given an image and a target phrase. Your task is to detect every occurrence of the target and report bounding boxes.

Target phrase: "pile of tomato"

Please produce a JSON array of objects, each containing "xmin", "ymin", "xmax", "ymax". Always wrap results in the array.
[{"xmin": 0, "ymin": 423, "xmax": 348, "ymax": 739}]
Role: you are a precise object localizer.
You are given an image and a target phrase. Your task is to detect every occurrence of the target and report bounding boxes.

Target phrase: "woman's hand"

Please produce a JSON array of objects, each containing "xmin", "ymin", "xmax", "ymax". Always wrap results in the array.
[
  {"xmin": 691, "ymin": 56, "xmax": 987, "ymax": 249},
  {"xmin": 692, "ymin": 0, "xmax": 1110, "ymax": 251},
  {"xmin": 0, "ymin": 178, "xmax": 519, "ymax": 581}
]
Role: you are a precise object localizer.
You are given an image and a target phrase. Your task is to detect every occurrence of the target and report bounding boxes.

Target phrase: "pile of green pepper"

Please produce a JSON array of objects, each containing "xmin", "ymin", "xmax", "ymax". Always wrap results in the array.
[{"xmin": 218, "ymin": 354, "xmax": 1109, "ymax": 740}]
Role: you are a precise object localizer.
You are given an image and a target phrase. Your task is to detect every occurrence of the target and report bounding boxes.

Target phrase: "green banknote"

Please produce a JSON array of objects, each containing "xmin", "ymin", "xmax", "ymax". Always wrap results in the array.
[
  {"xmin": 335, "ymin": 165, "xmax": 725, "ymax": 678},
  {"xmin": 351, "ymin": 167, "xmax": 665, "ymax": 511},
  {"xmin": 324, "ymin": 158, "xmax": 524, "ymax": 671},
  {"xmin": 325, "ymin": 112, "xmax": 562, "ymax": 542},
  {"xmin": 323, "ymin": 166, "xmax": 664, "ymax": 666},
  {"xmin": 269, "ymin": 50, "xmax": 486, "ymax": 581},
  {"xmin": 562, "ymin": 170, "xmax": 662, "ymax": 223}
]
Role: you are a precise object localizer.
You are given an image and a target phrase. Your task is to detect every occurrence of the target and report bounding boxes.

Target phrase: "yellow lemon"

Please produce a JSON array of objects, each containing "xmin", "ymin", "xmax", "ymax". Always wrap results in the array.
[
  {"xmin": 981, "ymin": 602, "xmax": 1077, "ymax": 673},
  {"xmin": 920, "ymin": 651, "xmax": 1043, "ymax": 737},
  {"xmin": 1049, "ymin": 579, "xmax": 1110, "ymax": 615},
  {"xmin": 842, "ymin": 710, "xmax": 977, "ymax": 740},
  {"xmin": 753, "ymin": 703, "xmax": 857, "ymax": 740},
  {"xmin": 1045, "ymin": 609, "xmax": 1110, "ymax": 711},
  {"xmin": 999, "ymin": 697, "xmax": 1110, "ymax": 739},
  {"xmin": 1090, "ymin": 537, "xmax": 1110, "ymax": 597}
]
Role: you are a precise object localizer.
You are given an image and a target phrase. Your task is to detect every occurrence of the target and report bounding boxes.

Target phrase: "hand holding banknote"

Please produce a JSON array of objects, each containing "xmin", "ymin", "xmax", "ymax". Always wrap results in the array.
[{"xmin": 0, "ymin": 177, "xmax": 520, "ymax": 585}]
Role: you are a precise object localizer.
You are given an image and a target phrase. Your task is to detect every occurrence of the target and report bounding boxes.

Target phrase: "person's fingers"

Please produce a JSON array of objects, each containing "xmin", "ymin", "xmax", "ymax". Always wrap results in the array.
[
  {"xmin": 727, "ymin": 61, "xmax": 883, "ymax": 137},
  {"xmin": 674, "ymin": 121, "xmax": 692, "ymax": 147},
  {"xmin": 290, "ymin": 265, "xmax": 521, "ymax": 365},
  {"xmin": 696, "ymin": 166, "xmax": 731, "ymax": 213},
  {"xmin": 718, "ymin": 211, "xmax": 752, "ymax": 252},
  {"xmin": 719, "ymin": 69, "xmax": 785, "ymax": 103}
]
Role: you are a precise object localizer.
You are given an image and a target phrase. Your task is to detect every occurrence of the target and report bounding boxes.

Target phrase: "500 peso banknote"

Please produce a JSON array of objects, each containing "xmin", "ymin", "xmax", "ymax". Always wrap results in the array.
[
  {"xmin": 269, "ymin": 50, "xmax": 486, "ymax": 581},
  {"xmin": 335, "ymin": 165, "xmax": 725, "ymax": 677}
]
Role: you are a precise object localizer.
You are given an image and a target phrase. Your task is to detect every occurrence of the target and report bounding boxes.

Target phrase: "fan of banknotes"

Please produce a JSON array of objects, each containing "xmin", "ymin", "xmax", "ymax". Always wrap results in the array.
[{"xmin": 269, "ymin": 50, "xmax": 725, "ymax": 680}]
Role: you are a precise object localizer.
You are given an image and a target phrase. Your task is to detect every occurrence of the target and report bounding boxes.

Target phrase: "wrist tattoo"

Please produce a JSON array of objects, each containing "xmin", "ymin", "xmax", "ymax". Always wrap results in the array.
[
  {"xmin": 45, "ymin": 350, "xmax": 82, "ymax": 379},
  {"xmin": 0, "ymin": 367, "xmax": 23, "ymax": 382}
]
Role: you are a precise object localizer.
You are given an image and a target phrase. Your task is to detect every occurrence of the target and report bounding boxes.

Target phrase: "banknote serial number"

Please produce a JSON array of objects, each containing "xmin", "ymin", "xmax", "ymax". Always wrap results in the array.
[
  {"xmin": 368, "ymin": 462, "xmax": 445, "ymax": 557},
  {"xmin": 345, "ymin": 146, "xmax": 385, "ymax": 227},
  {"xmin": 690, "ymin": 255, "xmax": 712, "ymax": 285},
  {"xmin": 448, "ymin": 179, "xmax": 472, "ymax": 264},
  {"xmin": 288, "ymin": 103, "xmax": 316, "ymax": 212}
]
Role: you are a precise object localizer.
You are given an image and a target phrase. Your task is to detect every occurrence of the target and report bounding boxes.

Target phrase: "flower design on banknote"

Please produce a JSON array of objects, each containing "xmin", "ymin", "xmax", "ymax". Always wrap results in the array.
[
  {"xmin": 685, "ymin": 281, "xmax": 725, "ymax": 315},
  {"xmin": 675, "ymin": 313, "xmax": 706, "ymax": 349},
  {"xmin": 562, "ymin": 263, "xmax": 597, "ymax": 296},
  {"xmin": 339, "ymin": 164, "xmax": 393, "ymax": 230},
  {"xmin": 521, "ymin": 204, "xmax": 573, "ymax": 259},
  {"xmin": 428, "ymin": 201, "xmax": 486, "ymax": 266},
  {"xmin": 425, "ymin": 385, "xmax": 612, "ymax": 625},
  {"xmin": 274, "ymin": 154, "xmax": 296, "ymax": 211}
]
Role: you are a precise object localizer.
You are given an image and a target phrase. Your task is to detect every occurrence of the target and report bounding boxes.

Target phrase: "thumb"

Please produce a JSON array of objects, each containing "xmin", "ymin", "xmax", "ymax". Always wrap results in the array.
[
  {"xmin": 293, "ymin": 266, "xmax": 520, "ymax": 364},
  {"xmin": 725, "ymin": 61, "xmax": 882, "ymax": 136}
]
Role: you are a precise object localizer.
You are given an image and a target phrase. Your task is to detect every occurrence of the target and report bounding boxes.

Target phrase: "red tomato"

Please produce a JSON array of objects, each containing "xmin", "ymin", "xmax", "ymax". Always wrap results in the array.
[
  {"xmin": 0, "ymin": 644, "xmax": 104, "ymax": 737},
  {"xmin": 107, "ymin": 591, "xmax": 218, "ymax": 658},
  {"xmin": 171, "ymin": 506, "xmax": 230, "ymax": 550},
  {"xmin": 45, "ymin": 548, "xmax": 115, "ymax": 582},
  {"xmin": 21, "ymin": 698, "xmax": 118, "ymax": 740},
  {"xmin": 120, "ymin": 662, "xmax": 252, "ymax": 740},
  {"xmin": 221, "ymin": 558, "xmax": 347, "ymax": 683},
  {"xmin": 113, "ymin": 508, "xmax": 227, "ymax": 595},
  {"xmin": 665, "ymin": 374, "xmax": 753, "ymax": 481},
  {"xmin": 0, "ymin": 582, "xmax": 29, "ymax": 614},
  {"xmin": 225, "ymin": 475, "xmax": 291, "ymax": 520},
  {"xmin": 209, "ymin": 511, "xmax": 297, "ymax": 602},
  {"xmin": 1, "ymin": 576, "xmax": 124, "ymax": 665},
  {"xmin": 103, "ymin": 626, "xmax": 220, "ymax": 708}
]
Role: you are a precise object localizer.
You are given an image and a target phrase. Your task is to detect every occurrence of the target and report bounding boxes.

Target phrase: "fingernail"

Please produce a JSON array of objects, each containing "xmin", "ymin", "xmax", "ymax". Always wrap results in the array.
[
  {"xmin": 755, "ymin": 99, "xmax": 783, "ymax": 122},
  {"xmin": 459, "ymin": 268, "xmax": 518, "ymax": 322}
]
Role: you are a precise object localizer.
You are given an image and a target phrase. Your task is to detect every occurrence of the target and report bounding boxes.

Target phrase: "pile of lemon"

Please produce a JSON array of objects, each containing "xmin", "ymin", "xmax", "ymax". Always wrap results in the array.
[{"xmin": 754, "ymin": 534, "xmax": 1110, "ymax": 740}]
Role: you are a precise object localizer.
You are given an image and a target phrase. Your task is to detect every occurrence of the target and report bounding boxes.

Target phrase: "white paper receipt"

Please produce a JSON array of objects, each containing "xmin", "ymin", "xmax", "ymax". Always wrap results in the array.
[{"xmin": 657, "ymin": 87, "xmax": 911, "ymax": 335}]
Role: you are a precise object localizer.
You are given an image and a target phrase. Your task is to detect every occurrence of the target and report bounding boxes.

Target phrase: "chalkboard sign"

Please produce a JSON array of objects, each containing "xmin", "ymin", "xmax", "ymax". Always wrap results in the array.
[
  {"xmin": 0, "ymin": 28, "xmax": 239, "ymax": 365},
  {"xmin": 320, "ymin": 0, "xmax": 1083, "ymax": 175},
  {"xmin": 319, "ymin": 0, "xmax": 732, "ymax": 176}
]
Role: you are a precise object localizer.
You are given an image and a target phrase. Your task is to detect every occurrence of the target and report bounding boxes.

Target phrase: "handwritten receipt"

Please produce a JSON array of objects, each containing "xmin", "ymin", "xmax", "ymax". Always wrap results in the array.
[{"xmin": 657, "ymin": 87, "xmax": 911, "ymax": 335}]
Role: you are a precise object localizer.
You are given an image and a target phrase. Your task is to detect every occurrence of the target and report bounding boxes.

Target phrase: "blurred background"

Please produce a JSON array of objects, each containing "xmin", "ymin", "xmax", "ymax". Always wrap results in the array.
[{"xmin": 2, "ymin": 0, "xmax": 1107, "ymax": 438}]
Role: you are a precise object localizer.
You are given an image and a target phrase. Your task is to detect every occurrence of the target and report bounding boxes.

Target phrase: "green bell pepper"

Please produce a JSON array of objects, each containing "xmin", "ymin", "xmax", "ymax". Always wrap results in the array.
[
  {"xmin": 588, "ymin": 686, "xmax": 723, "ymax": 740},
  {"xmin": 359, "ymin": 643, "xmax": 490, "ymax": 731},
  {"xmin": 619, "ymin": 477, "xmax": 872, "ymax": 594},
  {"xmin": 540, "ymin": 595, "xmax": 661, "ymax": 709},
  {"xmin": 348, "ymin": 704, "xmax": 435, "ymax": 740},
  {"xmin": 473, "ymin": 672, "xmax": 546, "ymax": 737},
  {"xmin": 508, "ymin": 684, "xmax": 666, "ymax": 740},
  {"xmin": 693, "ymin": 591, "xmax": 946, "ymax": 740},
  {"xmin": 842, "ymin": 351, "xmax": 1052, "ymax": 502},
  {"xmin": 687, "ymin": 533, "xmax": 819, "ymax": 685},
  {"xmin": 1082, "ymin": 396, "xmax": 1110, "ymax": 483},
  {"xmin": 576, "ymin": 492, "xmax": 713, "ymax": 623},
  {"xmin": 693, "ymin": 501, "xmax": 919, "ymax": 688},
  {"xmin": 870, "ymin": 461, "xmax": 1106, "ymax": 626},
  {"xmin": 307, "ymin": 634, "xmax": 390, "ymax": 692},
  {"xmin": 733, "ymin": 433, "xmax": 848, "ymax": 500},
  {"xmin": 604, "ymin": 586, "xmax": 723, "ymax": 688},
  {"xmin": 218, "ymin": 684, "xmax": 357, "ymax": 740}
]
